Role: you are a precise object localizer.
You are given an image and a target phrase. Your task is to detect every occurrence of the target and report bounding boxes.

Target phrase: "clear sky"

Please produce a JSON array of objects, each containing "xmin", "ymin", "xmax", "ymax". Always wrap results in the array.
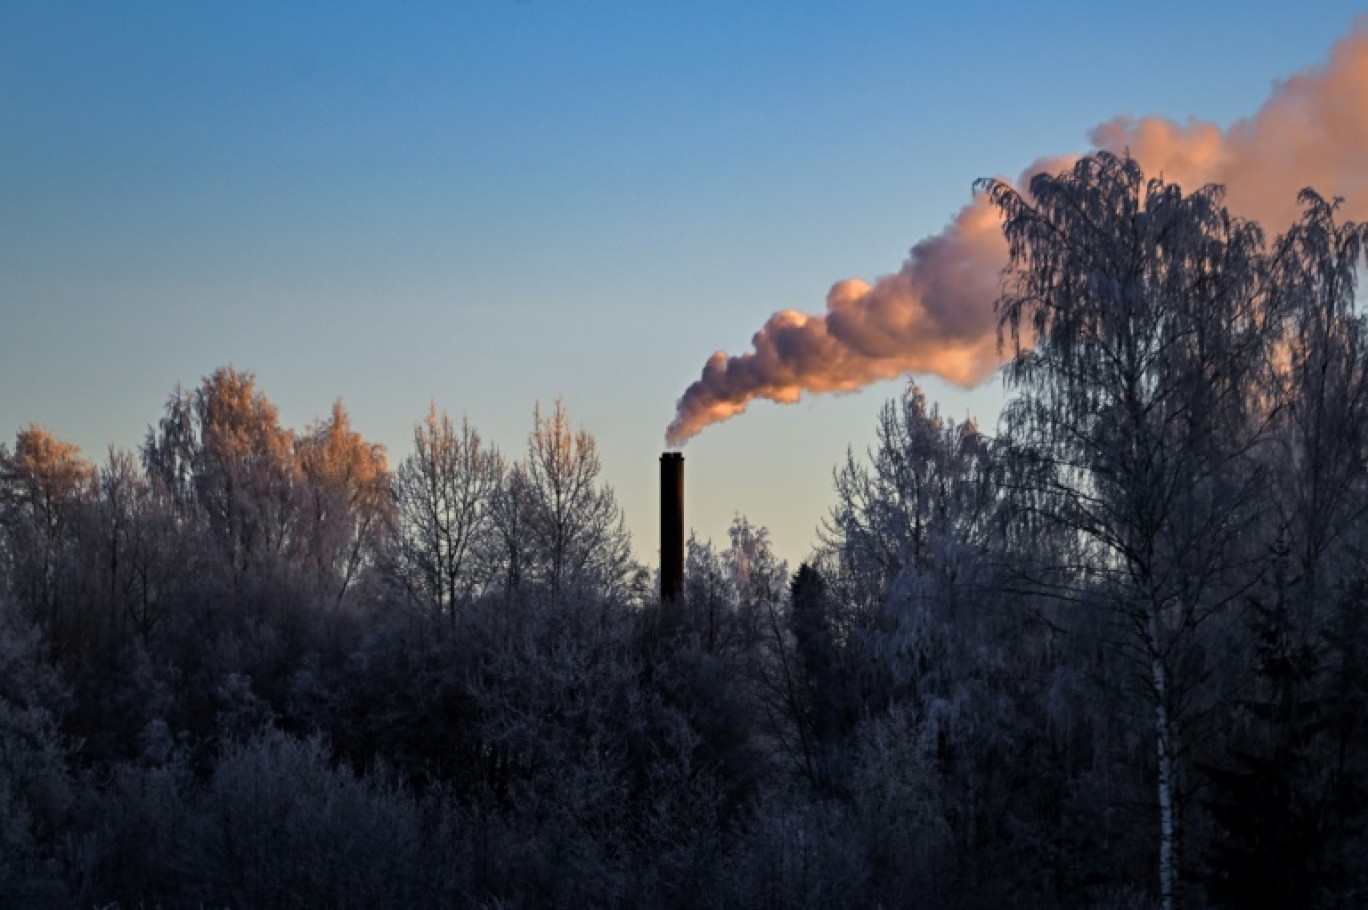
[{"xmin": 3, "ymin": 1, "xmax": 1365, "ymax": 571}]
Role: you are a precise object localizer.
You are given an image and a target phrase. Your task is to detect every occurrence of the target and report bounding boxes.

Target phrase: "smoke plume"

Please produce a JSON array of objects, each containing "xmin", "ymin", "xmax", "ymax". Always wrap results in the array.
[{"xmin": 667, "ymin": 21, "xmax": 1368, "ymax": 446}]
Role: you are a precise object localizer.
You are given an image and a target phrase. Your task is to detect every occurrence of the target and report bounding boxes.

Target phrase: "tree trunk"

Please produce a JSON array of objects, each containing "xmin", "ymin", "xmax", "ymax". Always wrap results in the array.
[{"xmin": 1149, "ymin": 602, "xmax": 1181, "ymax": 910}]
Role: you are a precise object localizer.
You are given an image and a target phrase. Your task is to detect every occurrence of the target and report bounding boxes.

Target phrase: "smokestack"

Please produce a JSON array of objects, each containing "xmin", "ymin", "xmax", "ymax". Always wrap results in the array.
[{"xmin": 660, "ymin": 452, "xmax": 684, "ymax": 601}]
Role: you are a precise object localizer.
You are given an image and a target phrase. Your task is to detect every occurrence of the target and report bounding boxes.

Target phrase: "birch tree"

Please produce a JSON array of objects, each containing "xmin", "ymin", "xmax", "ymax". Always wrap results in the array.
[
  {"xmin": 1267, "ymin": 191, "xmax": 1368, "ymax": 615},
  {"xmin": 980, "ymin": 152, "xmax": 1277, "ymax": 910}
]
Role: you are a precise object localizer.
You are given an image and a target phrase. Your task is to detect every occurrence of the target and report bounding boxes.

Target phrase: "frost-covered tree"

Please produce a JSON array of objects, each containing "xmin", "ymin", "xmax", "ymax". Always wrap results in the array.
[
  {"xmin": 823, "ymin": 379, "xmax": 998, "ymax": 624},
  {"xmin": 0, "ymin": 427, "xmax": 95, "ymax": 635},
  {"xmin": 457, "ymin": 589, "xmax": 731, "ymax": 906},
  {"xmin": 295, "ymin": 401, "xmax": 394, "ymax": 609},
  {"xmin": 981, "ymin": 152, "xmax": 1278, "ymax": 909},
  {"xmin": 91, "ymin": 446, "xmax": 201, "ymax": 649},
  {"xmin": 787, "ymin": 564, "xmax": 856, "ymax": 795},
  {"xmin": 515, "ymin": 399, "xmax": 632, "ymax": 601},
  {"xmin": 487, "ymin": 459, "xmax": 534, "ymax": 599},
  {"xmin": 390, "ymin": 405, "xmax": 501, "ymax": 619},
  {"xmin": 1267, "ymin": 191, "xmax": 1368, "ymax": 615},
  {"xmin": 677, "ymin": 517, "xmax": 786, "ymax": 661},
  {"xmin": 143, "ymin": 367, "xmax": 299, "ymax": 592},
  {"xmin": 650, "ymin": 518, "xmax": 781, "ymax": 825},
  {"xmin": 191, "ymin": 730, "xmax": 427, "ymax": 908},
  {"xmin": 0, "ymin": 597, "xmax": 74, "ymax": 905}
]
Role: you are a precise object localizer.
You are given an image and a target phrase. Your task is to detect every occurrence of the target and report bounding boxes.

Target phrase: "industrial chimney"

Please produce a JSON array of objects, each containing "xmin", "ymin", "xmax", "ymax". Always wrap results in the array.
[{"xmin": 660, "ymin": 452, "xmax": 684, "ymax": 601}]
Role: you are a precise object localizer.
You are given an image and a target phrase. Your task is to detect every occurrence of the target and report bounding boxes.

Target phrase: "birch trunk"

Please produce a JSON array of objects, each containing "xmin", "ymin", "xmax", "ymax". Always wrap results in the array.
[{"xmin": 1149, "ymin": 601, "xmax": 1180, "ymax": 910}]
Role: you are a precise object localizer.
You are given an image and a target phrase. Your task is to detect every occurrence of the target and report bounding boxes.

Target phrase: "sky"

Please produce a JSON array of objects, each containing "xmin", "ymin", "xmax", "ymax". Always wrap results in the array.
[{"xmin": 3, "ymin": 1, "xmax": 1367, "ymax": 571}]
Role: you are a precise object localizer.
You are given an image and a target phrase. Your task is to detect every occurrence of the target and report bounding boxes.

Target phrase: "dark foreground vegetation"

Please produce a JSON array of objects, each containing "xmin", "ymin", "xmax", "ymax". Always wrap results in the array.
[{"xmin": 5, "ymin": 153, "xmax": 1368, "ymax": 908}]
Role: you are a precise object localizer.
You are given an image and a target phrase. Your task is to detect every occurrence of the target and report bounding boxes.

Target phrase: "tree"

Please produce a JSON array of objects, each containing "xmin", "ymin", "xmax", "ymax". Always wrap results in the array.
[
  {"xmin": 487, "ymin": 461, "xmax": 534, "ymax": 601},
  {"xmin": 0, "ymin": 597, "xmax": 75, "ymax": 904},
  {"xmin": 676, "ymin": 517, "xmax": 785, "ymax": 661},
  {"xmin": 1199, "ymin": 194, "xmax": 1368, "ymax": 907},
  {"xmin": 0, "ymin": 427, "xmax": 95, "ymax": 633},
  {"xmin": 93, "ymin": 448, "xmax": 183, "ymax": 645},
  {"xmin": 391, "ymin": 405, "xmax": 501, "ymax": 619},
  {"xmin": 296, "ymin": 401, "xmax": 394, "ymax": 609},
  {"xmin": 515, "ymin": 399, "xmax": 632, "ymax": 601},
  {"xmin": 1267, "ymin": 191, "xmax": 1368, "ymax": 618},
  {"xmin": 1202, "ymin": 587, "xmax": 1352, "ymax": 908},
  {"xmin": 142, "ymin": 367, "xmax": 298, "ymax": 592},
  {"xmin": 787, "ymin": 564, "xmax": 856, "ymax": 796},
  {"xmin": 822, "ymin": 379, "xmax": 997, "ymax": 623},
  {"xmin": 981, "ymin": 152, "xmax": 1277, "ymax": 909}
]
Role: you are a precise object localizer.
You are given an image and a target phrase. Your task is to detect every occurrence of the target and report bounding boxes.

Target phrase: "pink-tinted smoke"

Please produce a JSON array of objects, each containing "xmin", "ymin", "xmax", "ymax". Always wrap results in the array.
[{"xmin": 666, "ymin": 21, "xmax": 1368, "ymax": 446}]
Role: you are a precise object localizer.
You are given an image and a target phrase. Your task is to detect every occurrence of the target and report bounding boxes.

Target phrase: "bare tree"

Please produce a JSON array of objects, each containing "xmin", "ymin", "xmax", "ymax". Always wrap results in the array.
[
  {"xmin": 487, "ymin": 460, "xmax": 533, "ymax": 602},
  {"xmin": 391, "ymin": 405, "xmax": 502, "ymax": 619},
  {"xmin": 981, "ymin": 152, "xmax": 1277, "ymax": 910},
  {"xmin": 94, "ymin": 448, "xmax": 185, "ymax": 644},
  {"xmin": 517, "ymin": 399, "xmax": 632, "ymax": 601}
]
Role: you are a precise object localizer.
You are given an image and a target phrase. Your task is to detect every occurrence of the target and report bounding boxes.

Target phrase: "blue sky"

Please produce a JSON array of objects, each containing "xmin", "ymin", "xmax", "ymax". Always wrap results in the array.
[{"xmin": 3, "ymin": 1, "xmax": 1365, "ymax": 569}]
